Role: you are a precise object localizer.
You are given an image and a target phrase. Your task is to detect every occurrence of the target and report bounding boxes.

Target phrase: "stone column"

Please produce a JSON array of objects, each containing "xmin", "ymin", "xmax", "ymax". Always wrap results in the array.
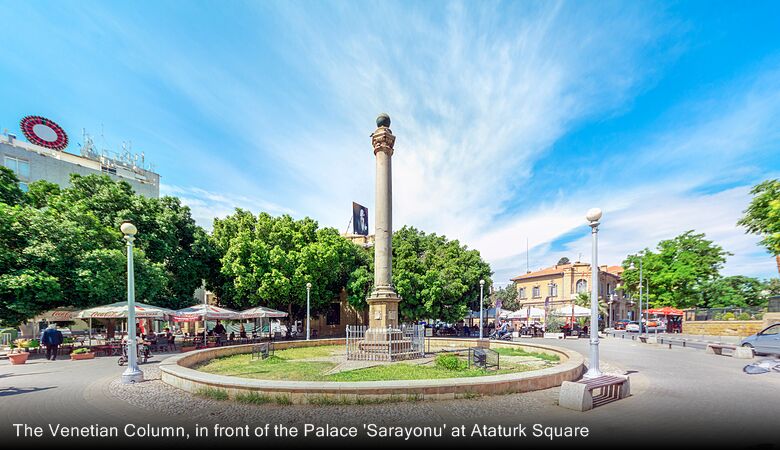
[{"xmin": 367, "ymin": 113, "xmax": 401, "ymax": 331}]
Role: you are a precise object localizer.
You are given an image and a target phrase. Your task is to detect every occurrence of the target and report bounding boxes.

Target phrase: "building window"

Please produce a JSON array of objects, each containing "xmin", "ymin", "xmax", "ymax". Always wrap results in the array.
[
  {"xmin": 548, "ymin": 283, "xmax": 558, "ymax": 297},
  {"xmin": 4, "ymin": 156, "xmax": 30, "ymax": 179},
  {"xmin": 532, "ymin": 286, "xmax": 541, "ymax": 298},
  {"xmin": 576, "ymin": 279, "xmax": 588, "ymax": 294},
  {"xmin": 326, "ymin": 303, "xmax": 341, "ymax": 326},
  {"xmin": 518, "ymin": 287, "xmax": 526, "ymax": 299}
]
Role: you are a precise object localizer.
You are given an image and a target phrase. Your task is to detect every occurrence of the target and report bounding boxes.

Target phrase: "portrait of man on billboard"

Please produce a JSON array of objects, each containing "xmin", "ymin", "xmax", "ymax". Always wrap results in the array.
[{"xmin": 352, "ymin": 202, "xmax": 369, "ymax": 236}]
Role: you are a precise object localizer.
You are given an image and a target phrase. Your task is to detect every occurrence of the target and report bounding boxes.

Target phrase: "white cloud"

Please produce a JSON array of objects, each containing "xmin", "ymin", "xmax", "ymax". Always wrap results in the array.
[{"xmin": 160, "ymin": 184, "xmax": 294, "ymax": 230}]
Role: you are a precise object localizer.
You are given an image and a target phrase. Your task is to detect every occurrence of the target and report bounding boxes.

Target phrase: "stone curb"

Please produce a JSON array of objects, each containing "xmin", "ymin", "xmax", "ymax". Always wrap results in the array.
[{"xmin": 159, "ymin": 338, "xmax": 585, "ymax": 404}]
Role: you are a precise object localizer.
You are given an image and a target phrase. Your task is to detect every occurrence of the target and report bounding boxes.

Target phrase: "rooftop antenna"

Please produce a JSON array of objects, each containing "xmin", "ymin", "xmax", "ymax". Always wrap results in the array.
[{"xmin": 526, "ymin": 237, "xmax": 530, "ymax": 273}]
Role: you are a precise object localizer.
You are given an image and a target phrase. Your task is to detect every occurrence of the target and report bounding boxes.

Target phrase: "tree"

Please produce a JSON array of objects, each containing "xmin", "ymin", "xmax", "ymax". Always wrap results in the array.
[
  {"xmin": 390, "ymin": 226, "xmax": 492, "ymax": 323},
  {"xmin": 0, "ymin": 173, "xmax": 213, "ymax": 325},
  {"xmin": 557, "ymin": 257, "xmax": 571, "ymax": 265},
  {"xmin": 336, "ymin": 226, "xmax": 493, "ymax": 323},
  {"xmin": 492, "ymin": 284, "xmax": 521, "ymax": 311},
  {"xmin": 620, "ymin": 231, "xmax": 730, "ymax": 309},
  {"xmin": 0, "ymin": 167, "xmax": 23, "ymax": 206},
  {"xmin": 699, "ymin": 276, "xmax": 768, "ymax": 308},
  {"xmin": 738, "ymin": 179, "xmax": 780, "ymax": 275},
  {"xmin": 211, "ymin": 211, "xmax": 365, "ymax": 326},
  {"xmin": 574, "ymin": 292, "xmax": 608, "ymax": 317}
]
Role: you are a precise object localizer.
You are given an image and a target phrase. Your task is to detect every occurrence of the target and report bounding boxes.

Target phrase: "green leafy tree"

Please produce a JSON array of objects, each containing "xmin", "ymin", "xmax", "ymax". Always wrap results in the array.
[
  {"xmin": 346, "ymin": 226, "xmax": 492, "ymax": 323},
  {"xmin": 765, "ymin": 278, "xmax": 780, "ymax": 296},
  {"xmin": 738, "ymin": 179, "xmax": 780, "ymax": 275},
  {"xmin": 0, "ymin": 173, "xmax": 214, "ymax": 325},
  {"xmin": 0, "ymin": 167, "xmax": 23, "ymax": 206},
  {"xmin": 493, "ymin": 284, "xmax": 521, "ymax": 311},
  {"xmin": 211, "ymin": 211, "xmax": 364, "ymax": 325},
  {"xmin": 699, "ymin": 275, "xmax": 768, "ymax": 308},
  {"xmin": 574, "ymin": 292, "xmax": 608, "ymax": 317},
  {"xmin": 620, "ymin": 231, "xmax": 730, "ymax": 309},
  {"xmin": 557, "ymin": 257, "xmax": 571, "ymax": 265}
]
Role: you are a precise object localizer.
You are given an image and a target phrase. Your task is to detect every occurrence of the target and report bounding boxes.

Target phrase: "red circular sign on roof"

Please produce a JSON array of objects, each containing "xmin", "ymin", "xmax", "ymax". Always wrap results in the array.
[{"xmin": 20, "ymin": 115, "xmax": 69, "ymax": 150}]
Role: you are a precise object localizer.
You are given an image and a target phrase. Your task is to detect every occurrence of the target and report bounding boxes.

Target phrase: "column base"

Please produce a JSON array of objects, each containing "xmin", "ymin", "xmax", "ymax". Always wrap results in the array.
[
  {"xmin": 367, "ymin": 286, "xmax": 401, "ymax": 330},
  {"xmin": 121, "ymin": 367, "xmax": 144, "ymax": 384}
]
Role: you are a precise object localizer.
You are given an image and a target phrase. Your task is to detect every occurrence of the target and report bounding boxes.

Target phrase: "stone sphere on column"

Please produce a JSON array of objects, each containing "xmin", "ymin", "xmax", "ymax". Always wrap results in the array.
[{"xmin": 376, "ymin": 113, "xmax": 391, "ymax": 128}]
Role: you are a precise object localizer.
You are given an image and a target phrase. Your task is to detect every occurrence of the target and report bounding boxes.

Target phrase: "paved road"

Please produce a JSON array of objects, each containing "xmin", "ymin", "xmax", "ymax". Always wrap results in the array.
[{"xmin": 1, "ymin": 338, "xmax": 778, "ymax": 448}]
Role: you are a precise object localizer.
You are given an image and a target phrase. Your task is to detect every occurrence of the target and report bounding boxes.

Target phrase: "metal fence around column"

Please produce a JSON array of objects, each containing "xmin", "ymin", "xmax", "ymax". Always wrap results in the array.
[{"xmin": 346, "ymin": 324, "xmax": 425, "ymax": 361}]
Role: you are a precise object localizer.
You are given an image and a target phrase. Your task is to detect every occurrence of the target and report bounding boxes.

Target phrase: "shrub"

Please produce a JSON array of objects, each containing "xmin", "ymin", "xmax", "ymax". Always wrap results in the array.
[
  {"xmin": 737, "ymin": 312, "xmax": 751, "ymax": 321},
  {"xmin": 435, "ymin": 354, "xmax": 467, "ymax": 371},
  {"xmin": 722, "ymin": 312, "xmax": 736, "ymax": 321},
  {"xmin": 71, "ymin": 347, "xmax": 91, "ymax": 355}
]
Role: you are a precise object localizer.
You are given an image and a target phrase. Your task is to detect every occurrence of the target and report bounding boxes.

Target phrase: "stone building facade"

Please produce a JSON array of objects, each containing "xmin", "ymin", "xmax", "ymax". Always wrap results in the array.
[{"xmin": 510, "ymin": 262, "xmax": 633, "ymax": 323}]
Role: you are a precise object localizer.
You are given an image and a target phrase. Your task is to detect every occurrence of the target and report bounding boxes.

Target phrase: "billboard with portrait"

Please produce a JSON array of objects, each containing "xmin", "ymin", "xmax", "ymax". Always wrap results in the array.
[{"xmin": 352, "ymin": 202, "xmax": 369, "ymax": 236}]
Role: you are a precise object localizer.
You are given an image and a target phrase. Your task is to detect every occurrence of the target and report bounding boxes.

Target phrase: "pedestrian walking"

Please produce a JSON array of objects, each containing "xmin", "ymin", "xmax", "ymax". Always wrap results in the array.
[{"xmin": 41, "ymin": 324, "xmax": 64, "ymax": 361}]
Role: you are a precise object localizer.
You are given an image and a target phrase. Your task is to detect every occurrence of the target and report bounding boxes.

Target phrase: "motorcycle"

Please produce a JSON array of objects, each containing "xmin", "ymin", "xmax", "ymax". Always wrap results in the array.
[{"xmin": 489, "ymin": 329, "xmax": 513, "ymax": 341}]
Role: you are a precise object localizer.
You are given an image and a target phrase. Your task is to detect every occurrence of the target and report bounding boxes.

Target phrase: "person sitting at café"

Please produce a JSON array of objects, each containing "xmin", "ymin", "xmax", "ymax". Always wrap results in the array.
[
  {"xmin": 229, "ymin": 331, "xmax": 236, "ymax": 341},
  {"xmin": 239, "ymin": 323, "xmax": 247, "ymax": 339},
  {"xmin": 212, "ymin": 320, "xmax": 226, "ymax": 336}
]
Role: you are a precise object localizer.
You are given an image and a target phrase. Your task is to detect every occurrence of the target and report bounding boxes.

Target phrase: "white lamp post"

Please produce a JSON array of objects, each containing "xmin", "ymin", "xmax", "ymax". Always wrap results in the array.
[
  {"xmin": 479, "ymin": 279, "xmax": 485, "ymax": 339},
  {"xmin": 629, "ymin": 259, "xmax": 643, "ymax": 334},
  {"xmin": 120, "ymin": 221, "xmax": 143, "ymax": 384},
  {"xmin": 306, "ymin": 282, "xmax": 312, "ymax": 341},
  {"xmin": 585, "ymin": 208, "xmax": 602, "ymax": 379}
]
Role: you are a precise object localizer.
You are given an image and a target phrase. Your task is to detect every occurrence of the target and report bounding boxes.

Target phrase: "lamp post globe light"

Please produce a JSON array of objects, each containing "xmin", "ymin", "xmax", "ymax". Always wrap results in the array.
[
  {"xmin": 120, "ymin": 221, "xmax": 143, "ymax": 384},
  {"xmin": 306, "ymin": 282, "xmax": 312, "ymax": 341},
  {"xmin": 585, "ymin": 208, "xmax": 602, "ymax": 379},
  {"xmin": 479, "ymin": 279, "xmax": 485, "ymax": 339}
]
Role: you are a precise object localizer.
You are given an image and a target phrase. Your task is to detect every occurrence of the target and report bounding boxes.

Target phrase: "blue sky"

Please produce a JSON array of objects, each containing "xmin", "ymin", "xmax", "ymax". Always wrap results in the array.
[{"xmin": 1, "ymin": 1, "xmax": 779, "ymax": 284}]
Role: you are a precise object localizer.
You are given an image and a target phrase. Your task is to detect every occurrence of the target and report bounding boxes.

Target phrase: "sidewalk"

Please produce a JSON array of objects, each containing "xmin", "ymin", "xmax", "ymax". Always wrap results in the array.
[{"xmin": 607, "ymin": 331, "xmax": 746, "ymax": 349}]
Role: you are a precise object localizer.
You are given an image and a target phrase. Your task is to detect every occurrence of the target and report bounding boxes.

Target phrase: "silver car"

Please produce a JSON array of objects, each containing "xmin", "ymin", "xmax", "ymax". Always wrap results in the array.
[{"xmin": 741, "ymin": 323, "xmax": 780, "ymax": 356}]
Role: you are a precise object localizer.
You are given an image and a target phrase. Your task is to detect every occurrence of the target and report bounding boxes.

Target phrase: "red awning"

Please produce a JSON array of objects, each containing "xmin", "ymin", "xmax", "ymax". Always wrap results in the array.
[{"xmin": 645, "ymin": 307, "xmax": 684, "ymax": 316}]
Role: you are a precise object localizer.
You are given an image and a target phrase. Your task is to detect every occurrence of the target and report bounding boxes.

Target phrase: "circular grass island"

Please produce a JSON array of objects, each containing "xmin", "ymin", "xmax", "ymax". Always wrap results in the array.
[{"xmin": 160, "ymin": 338, "xmax": 584, "ymax": 405}]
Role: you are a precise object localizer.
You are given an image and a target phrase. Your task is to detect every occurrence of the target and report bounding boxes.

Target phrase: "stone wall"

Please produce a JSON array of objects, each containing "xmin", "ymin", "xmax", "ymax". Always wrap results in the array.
[{"xmin": 682, "ymin": 320, "xmax": 765, "ymax": 337}]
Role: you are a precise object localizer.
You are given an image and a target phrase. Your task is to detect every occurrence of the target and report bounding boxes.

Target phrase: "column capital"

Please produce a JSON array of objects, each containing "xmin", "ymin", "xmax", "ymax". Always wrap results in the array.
[{"xmin": 371, "ymin": 127, "xmax": 396, "ymax": 156}]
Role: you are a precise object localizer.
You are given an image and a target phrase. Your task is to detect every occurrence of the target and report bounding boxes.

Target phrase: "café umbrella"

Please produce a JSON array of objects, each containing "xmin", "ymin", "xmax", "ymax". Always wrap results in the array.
[
  {"xmin": 75, "ymin": 301, "xmax": 176, "ymax": 345},
  {"xmin": 240, "ymin": 306, "xmax": 288, "ymax": 339},
  {"xmin": 174, "ymin": 304, "xmax": 242, "ymax": 344}
]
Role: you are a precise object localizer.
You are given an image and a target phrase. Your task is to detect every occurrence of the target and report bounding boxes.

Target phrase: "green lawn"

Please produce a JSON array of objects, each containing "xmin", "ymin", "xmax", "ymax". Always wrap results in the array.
[
  {"xmin": 195, "ymin": 347, "xmax": 556, "ymax": 382},
  {"xmin": 274, "ymin": 345, "xmax": 342, "ymax": 360},
  {"xmin": 493, "ymin": 347, "xmax": 561, "ymax": 362}
]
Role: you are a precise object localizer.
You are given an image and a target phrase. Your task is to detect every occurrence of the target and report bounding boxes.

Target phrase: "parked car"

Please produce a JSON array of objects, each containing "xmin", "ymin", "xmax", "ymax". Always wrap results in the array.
[
  {"xmin": 614, "ymin": 320, "xmax": 630, "ymax": 330},
  {"xmin": 741, "ymin": 323, "xmax": 780, "ymax": 356},
  {"xmin": 625, "ymin": 321, "xmax": 640, "ymax": 333}
]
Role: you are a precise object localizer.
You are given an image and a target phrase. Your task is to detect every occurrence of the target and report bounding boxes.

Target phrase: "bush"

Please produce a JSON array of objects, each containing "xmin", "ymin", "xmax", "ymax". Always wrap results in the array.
[
  {"xmin": 722, "ymin": 312, "xmax": 736, "ymax": 320},
  {"xmin": 71, "ymin": 347, "xmax": 91, "ymax": 355},
  {"xmin": 737, "ymin": 312, "xmax": 751, "ymax": 321},
  {"xmin": 435, "ymin": 354, "xmax": 467, "ymax": 371}
]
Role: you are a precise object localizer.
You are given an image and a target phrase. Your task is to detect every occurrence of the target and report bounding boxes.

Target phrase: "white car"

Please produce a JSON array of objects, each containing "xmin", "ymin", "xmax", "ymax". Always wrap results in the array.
[{"xmin": 625, "ymin": 322, "xmax": 640, "ymax": 332}]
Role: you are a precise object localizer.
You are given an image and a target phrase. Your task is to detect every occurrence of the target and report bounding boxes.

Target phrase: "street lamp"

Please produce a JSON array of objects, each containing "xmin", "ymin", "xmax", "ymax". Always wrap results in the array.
[
  {"xmin": 585, "ymin": 208, "xmax": 602, "ymax": 378},
  {"xmin": 629, "ymin": 257, "xmax": 643, "ymax": 335},
  {"xmin": 479, "ymin": 280, "xmax": 485, "ymax": 339},
  {"xmin": 120, "ymin": 221, "xmax": 143, "ymax": 384},
  {"xmin": 306, "ymin": 282, "xmax": 312, "ymax": 341},
  {"xmin": 608, "ymin": 293, "xmax": 616, "ymax": 329}
]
